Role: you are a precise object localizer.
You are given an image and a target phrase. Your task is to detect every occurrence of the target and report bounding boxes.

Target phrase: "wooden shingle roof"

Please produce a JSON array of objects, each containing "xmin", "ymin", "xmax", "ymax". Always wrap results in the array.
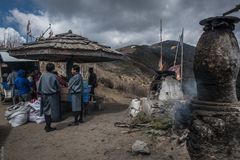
[{"xmin": 9, "ymin": 30, "xmax": 123, "ymax": 63}]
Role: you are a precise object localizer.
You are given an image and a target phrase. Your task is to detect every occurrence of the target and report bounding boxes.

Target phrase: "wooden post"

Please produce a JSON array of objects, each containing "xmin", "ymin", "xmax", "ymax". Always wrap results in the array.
[
  {"xmin": 180, "ymin": 28, "xmax": 184, "ymax": 86},
  {"xmin": 66, "ymin": 61, "xmax": 73, "ymax": 80},
  {"xmin": 159, "ymin": 19, "xmax": 163, "ymax": 71},
  {"xmin": 173, "ymin": 41, "xmax": 180, "ymax": 66},
  {"xmin": 0, "ymin": 63, "xmax": 2, "ymax": 83}
]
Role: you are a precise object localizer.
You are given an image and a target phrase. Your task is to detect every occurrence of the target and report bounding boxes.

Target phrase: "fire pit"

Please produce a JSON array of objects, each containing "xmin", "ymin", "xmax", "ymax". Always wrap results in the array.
[{"xmin": 187, "ymin": 16, "xmax": 240, "ymax": 159}]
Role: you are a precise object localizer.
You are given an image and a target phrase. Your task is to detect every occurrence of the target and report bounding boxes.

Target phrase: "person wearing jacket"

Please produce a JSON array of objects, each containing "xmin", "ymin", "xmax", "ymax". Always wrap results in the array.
[
  {"xmin": 38, "ymin": 63, "xmax": 60, "ymax": 132},
  {"xmin": 14, "ymin": 69, "xmax": 31, "ymax": 102},
  {"xmin": 68, "ymin": 65, "xmax": 83, "ymax": 126},
  {"xmin": 7, "ymin": 69, "xmax": 17, "ymax": 104},
  {"xmin": 88, "ymin": 67, "xmax": 97, "ymax": 101}
]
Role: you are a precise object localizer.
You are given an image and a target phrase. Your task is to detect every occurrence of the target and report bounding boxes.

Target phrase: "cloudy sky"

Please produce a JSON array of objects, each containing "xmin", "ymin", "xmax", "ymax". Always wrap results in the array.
[{"xmin": 0, "ymin": 0, "xmax": 240, "ymax": 48}]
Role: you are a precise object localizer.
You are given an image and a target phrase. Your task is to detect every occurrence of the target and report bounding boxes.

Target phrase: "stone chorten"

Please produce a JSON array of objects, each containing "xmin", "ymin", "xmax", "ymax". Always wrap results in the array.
[{"xmin": 187, "ymin": 16, "xmax": 240, "ymax": 160}]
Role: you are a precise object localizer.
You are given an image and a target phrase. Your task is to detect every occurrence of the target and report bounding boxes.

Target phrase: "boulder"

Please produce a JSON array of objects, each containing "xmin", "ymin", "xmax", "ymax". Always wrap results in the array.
[{"xmin": 132, "ymin": 140, "xmax": 150, "ymax": 155}]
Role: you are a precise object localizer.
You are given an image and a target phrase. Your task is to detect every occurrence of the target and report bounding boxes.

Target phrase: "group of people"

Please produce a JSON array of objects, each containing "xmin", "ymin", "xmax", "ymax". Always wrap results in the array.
[
  {"xmin": 6, "ymin": 69, "xmax": 41, "ymax": 104},
  {"xmin": 38, "ymin": 63, "xmax": 97, "ymax": 132},
  {"xmin": 5, "ymin": 63, "xmax": 98, "ymax": 132}
]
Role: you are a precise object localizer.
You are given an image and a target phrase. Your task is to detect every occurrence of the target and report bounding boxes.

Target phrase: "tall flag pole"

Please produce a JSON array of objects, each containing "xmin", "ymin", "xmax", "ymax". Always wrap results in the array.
[
  {"xmin": 3, "ymin": 32, "xmax": 6, "ymax": 48},
  {"xmin": 173, "ymin": 39, "xmax": 180, "ymax": 66},
  {"xmin": 159, "ymin": 19, "xmax": 163, "ymax": 71},
  {"xmin": 180, "ymin": 28, "xmax": 184, "ymax": 85},
  {"xmin": 49, "ymin": 24, "xmax": 53, "ymax": 38},
  {"xmin": 27, "ymin": 20, "xmax": 31, "ymax": 43}
]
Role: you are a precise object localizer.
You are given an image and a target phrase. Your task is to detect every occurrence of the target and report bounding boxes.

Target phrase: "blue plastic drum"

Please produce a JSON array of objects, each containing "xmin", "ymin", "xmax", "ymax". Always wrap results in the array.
[{"xmin": 68, "ymin": 81, "xmax": 92, "ymax": 103}]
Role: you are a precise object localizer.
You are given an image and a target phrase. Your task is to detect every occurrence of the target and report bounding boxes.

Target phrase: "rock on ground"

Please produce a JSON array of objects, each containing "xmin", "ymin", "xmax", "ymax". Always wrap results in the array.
[{"xmin": 132, "ymin": 140, "xmax": 150, "ymax": 155}]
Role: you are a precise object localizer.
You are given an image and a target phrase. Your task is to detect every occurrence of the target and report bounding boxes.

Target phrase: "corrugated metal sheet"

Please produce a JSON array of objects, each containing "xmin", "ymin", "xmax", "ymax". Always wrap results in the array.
[{"xmin": 0, "ymin": 51, "xmax": 36, "ymax": 62}]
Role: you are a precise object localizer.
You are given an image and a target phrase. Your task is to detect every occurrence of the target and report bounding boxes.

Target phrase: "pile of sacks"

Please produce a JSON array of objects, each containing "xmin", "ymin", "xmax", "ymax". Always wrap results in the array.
[
  {"xmin": 5, "ymin": 99, "xmax": 45, "ymax": 127},
  {"xmin": 29, "ymin": 100, "xmax": 45, "ymax": 124}
]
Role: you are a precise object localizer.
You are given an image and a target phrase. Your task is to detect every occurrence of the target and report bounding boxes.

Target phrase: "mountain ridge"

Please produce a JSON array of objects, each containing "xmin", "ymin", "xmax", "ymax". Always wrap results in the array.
[{"xmin": 116, "ymin": 40, "xmax": 197, "ymax": 96}]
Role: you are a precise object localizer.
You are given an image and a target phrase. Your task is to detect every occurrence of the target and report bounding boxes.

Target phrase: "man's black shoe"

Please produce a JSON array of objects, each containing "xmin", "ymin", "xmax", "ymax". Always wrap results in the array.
[
  {"xmin": 45, "ymin": 127, "xmax": 56, "ymax": 132},
  {"xmin": 68, "ymin": 122, "xmax": 79, "ymax": 126}
]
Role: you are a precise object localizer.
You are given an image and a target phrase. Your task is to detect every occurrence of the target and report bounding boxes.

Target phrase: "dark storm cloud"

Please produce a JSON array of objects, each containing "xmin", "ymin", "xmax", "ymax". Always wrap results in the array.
[
  {"xmin": 34, "ymin": 0, "xmax": 165, "ymax": 32},
  {"xmin": 32, "ymin": 0, "xmax": 240, "ymax": 47}
]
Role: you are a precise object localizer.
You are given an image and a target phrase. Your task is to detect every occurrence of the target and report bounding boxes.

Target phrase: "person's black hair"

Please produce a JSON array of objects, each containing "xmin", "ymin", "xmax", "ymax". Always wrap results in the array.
[
  {"xmin": 46, "ymin": 63, "xmax": 55, "ymax": 72},
  {"xmin": 72, "ymin": 65, "xmax": 80, "ymax": 73},
  {"xmin": 89, "ymin": 67, "xmax": 93, "ymax": 72},
  {"xmin": 52, "ymin": 71, "xmax": 58, "ymax": 75},
  {"xmin": 11, "ymin": 67, "xmax": 16, "ymax": 71}
]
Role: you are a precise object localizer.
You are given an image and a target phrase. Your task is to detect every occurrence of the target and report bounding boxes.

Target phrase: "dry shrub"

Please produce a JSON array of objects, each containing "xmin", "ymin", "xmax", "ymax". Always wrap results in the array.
[
  {"xmin": 114, "ymin": 80, "xmax": 148, "ymax": 97},
  {"xmin": 150, "ymin": 117, "xmax": 172, "ymax": 130},
  {"xmin": 98, "ymin": 77, "xmax": 114, "ymax": 89},
  {"xmin": 131, "ymin": 112, "xmax": 172, "ymax": 130},
  {"xmin": 96, "ymin": 66, "xmax": 149, "ymax": 97},
  {"xmin": 129, "ymin": 82, "xmax": 148, "ymax": 97},
  {"xmin": 131, "ymin": 112, "xmax": 151, "ymax": 124},
  {"xmin": 115, "ymin": 83, "xmax": 127, "ymax": 92}
]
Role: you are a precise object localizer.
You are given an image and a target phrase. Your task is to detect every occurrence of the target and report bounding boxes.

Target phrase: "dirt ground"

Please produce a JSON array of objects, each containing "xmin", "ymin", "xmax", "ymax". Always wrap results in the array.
[{"xmin": 0, "ymin": 87, "xmax": 190, "ymax": 160}]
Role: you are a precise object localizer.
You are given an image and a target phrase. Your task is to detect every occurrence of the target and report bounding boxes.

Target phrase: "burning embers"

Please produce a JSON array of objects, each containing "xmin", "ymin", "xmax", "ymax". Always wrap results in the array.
[{"xmin": 187, "ymin": 16, "xmax": 240, "ymax": 160}]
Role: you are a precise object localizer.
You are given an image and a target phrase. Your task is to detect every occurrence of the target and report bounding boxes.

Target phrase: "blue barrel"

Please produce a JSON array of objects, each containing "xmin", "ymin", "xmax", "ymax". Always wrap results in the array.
[
  {"xmin": 83, "ymin": 80, "xmax": 88, "ymax": 88},
  {"xmin": 68, "ymin": 81, "xmax": 92, "ymax": 103},
  {"xmin": 83, "ymin": 85, "xmax": 91, "ymax": 103},
  {"xmin": 68, "ymin": 94, "xmax": 72, "ymax": 102}
]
